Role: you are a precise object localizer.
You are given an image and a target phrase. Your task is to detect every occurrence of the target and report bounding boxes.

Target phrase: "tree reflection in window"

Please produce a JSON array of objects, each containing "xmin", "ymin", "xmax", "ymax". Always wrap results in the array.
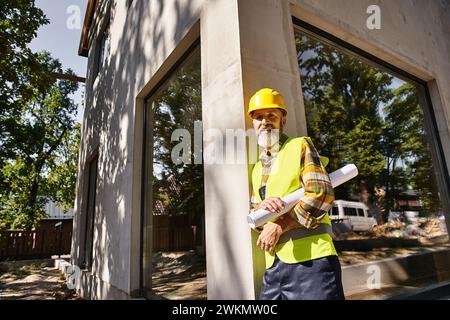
[
  {"xmin": 147, "ymin": 48, "xmax": 206, "ymax": 300},
  {"xmin": 294, "ymin": 31, "xmax": 442, "ymax": 223},
  {"xmin": 151, "ymin": 49, "xmax": 203, "ymax": 221}
]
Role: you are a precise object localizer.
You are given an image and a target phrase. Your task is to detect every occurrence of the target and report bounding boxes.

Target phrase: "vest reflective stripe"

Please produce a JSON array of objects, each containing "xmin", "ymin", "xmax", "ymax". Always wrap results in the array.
[
  {"xmin": 251, "ymin": 136, "xmax": 337, "ymax": 269},
  {"xmin": 278, "ymin": 223, "xmax": 333, "ymax": 244}
]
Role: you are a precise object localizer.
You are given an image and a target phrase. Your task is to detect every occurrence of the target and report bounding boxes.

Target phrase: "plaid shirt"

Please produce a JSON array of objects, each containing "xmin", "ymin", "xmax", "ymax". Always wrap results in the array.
[{"xmin": 251, "ymin": 134, "xmax": 335, "ymax": 230}]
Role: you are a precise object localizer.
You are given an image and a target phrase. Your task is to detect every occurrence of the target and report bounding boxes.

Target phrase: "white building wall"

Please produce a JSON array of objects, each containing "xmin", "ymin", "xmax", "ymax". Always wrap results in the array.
[{"xmin": 72, "ymin": 0, "xmax": 450, "ymax": 299}]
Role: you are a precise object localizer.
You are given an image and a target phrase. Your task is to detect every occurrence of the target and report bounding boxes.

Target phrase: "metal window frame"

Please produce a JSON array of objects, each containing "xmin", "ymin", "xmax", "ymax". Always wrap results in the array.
[{"xmin": 292, "ymin": 17, "xmax": 450, "ymax": 229}]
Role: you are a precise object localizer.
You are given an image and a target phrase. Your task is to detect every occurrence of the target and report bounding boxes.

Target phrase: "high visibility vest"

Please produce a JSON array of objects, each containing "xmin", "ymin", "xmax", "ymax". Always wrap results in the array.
[{"xmin": 251, "ymin": 136, "xmax": 337, "ymax": 269}]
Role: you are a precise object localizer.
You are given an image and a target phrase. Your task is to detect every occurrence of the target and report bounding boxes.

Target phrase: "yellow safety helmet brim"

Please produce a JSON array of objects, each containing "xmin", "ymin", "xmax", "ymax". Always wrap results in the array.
[{"xmin": 248, "ymin": 104, "xmax": 288, "ymax": 116}]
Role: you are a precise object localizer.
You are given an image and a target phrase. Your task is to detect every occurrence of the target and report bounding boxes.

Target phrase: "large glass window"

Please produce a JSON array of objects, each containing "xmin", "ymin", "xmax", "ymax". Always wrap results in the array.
[
  {"xmin": 142, "ymin": 46, "xmax": 205, "ymax": 300},
  {"xmin": 294, "ymin": 27, "xmax": 449, "ymax": 298}
]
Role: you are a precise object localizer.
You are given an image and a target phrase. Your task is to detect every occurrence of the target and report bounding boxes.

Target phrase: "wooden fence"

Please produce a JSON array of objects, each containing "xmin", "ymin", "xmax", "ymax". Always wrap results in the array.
[
  {"xmin": 153, "ymin": 215, "xmax": 196, "ymax": 252},
  {"xmin": 0, "ymin": 229, "xmax": 72, "ymax": 261},
  {"xmin": 1, "ymin": 215, "xmax": 198, "ymax": 259}
]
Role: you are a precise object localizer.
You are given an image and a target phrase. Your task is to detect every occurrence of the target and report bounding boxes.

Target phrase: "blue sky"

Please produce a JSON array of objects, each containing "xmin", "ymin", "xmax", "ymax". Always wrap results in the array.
[{"xmin": 30, "ymin": 0, "xmax": 88, "ymax": 123}]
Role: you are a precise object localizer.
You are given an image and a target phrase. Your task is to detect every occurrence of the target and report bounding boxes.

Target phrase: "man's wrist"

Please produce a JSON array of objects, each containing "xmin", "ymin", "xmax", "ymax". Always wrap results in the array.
[{"xmin": 271, "ymin": 215, "xmax": 293, "ymax": 233}]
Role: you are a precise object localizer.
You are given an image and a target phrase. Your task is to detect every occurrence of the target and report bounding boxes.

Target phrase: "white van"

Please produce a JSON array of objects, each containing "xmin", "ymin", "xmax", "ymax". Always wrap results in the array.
[{"xmin": 329, "ymin": 200, "xmax": 377, "ymax": 232}]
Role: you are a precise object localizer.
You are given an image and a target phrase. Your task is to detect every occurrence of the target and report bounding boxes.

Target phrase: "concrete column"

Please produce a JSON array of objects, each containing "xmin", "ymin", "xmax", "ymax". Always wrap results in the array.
[
  {"xmin": 237, "ymin": 0, "xmax": 307, "ymax": 296},
  {"xmin": 201, "ymin": 0, "xmax": 306, "ymax": 299},
  {"xmin": 201, "ymin": 0, "xmax": 255, "ymax": 300},
  {"xmin": 238, "ymin": 0, "xmax": 307, "ymax": 138}
]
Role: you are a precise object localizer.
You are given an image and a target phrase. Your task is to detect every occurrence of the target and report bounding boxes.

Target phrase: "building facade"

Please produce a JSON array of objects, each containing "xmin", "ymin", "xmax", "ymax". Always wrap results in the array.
[{"xmin": 72, "ymin": 0, "xmax": 450, "ymax": 299}]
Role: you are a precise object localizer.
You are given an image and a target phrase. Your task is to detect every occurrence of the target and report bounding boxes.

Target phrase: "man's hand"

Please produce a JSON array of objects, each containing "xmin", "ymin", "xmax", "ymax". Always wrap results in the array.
[
  {"xmin": 257, "ymin": 223, "xmax": 282, "ymax": 253},
  {"xmin": 256, "ymin": 197, "xmax": 285, "ymax": 213}
]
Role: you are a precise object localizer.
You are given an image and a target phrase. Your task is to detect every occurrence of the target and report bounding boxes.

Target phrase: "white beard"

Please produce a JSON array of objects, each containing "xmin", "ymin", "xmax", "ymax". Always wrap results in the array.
[{"xmin": 257, "ymin": 129, "xmax": 280, "ymax": 148}]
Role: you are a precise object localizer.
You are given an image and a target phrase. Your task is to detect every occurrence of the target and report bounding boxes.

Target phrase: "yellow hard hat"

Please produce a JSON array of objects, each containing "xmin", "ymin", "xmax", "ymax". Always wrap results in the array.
[{"xmin": 248, "ymin": 88, "xmax": 288, "ymax": 116}]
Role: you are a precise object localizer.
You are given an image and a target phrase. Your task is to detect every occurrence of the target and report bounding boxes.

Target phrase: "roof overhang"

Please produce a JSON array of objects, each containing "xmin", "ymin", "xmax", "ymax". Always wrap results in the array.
[{"xmin": 78, "ymin": 0, "xmax": 98, "ymax": 57}]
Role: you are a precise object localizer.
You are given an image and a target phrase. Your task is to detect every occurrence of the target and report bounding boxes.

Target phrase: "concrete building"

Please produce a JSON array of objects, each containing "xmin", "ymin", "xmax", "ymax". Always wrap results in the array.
[{"xmin": 71, "ymin": 0, "xmax": 450, "ymax": 299}]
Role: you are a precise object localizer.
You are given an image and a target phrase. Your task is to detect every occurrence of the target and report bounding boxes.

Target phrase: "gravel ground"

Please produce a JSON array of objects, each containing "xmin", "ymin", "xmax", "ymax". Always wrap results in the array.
[
  {"xmin": 0, "ymin": 263, "xmax": 79, "ymax": 300},
  {"xmin": 151, "ymin": 250, "xmax": 207, "ymax": 300},
  {"xmin": 150, "ymin": 233, "xmax": 449, "ymax": 299},
  {"xmin": 1, "ymin": 218, "xmax": 447, "ymax": 300}
]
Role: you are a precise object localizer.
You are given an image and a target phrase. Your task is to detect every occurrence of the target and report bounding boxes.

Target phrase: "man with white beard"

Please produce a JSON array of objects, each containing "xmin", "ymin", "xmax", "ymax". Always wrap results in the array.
[{"xmin": 248, "ymin": 88, "xmax": 345, "ymax": 300}]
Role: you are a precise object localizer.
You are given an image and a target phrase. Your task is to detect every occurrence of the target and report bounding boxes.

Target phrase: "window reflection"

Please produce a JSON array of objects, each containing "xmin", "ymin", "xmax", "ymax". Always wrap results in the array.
[
  {"xmin": 294, "ymin": 29, "xmax": 448, "ymax": 280},
  {"xmin": 143, "ymin": 47, "xmax": 206, "ymax": 300}
]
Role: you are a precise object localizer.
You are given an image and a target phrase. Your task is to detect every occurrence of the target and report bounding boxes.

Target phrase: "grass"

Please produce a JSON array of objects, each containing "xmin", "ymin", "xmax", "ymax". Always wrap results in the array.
[{"xmin": 13, "ymin": 266, "xmax": 32, "ymax": 277}]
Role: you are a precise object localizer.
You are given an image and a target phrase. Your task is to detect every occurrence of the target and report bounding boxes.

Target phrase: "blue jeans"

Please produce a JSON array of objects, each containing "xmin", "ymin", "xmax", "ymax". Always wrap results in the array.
[{"xmin": 259, "ymin": 255, "xmax": 345, "ymax": 300}]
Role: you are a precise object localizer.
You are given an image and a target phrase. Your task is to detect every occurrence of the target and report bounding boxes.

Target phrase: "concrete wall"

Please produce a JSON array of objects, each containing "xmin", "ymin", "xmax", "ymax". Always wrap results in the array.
[
  {"xmin": 72, "ymin": 0, "xmax": 450, "ymax": 299},
  {"xmin": 72, "ymin": 0, "xmax": 204, "ymax": 299},
  {"xmin": 200, "ymin": 0, "xmax": 255, "ymax": 299}
]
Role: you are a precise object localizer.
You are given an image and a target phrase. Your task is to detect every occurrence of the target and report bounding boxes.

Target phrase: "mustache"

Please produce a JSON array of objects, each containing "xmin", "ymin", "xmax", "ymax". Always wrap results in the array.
[{"xmin": 258, "ymin": 128, "xmax": 280, "ymax": 138}]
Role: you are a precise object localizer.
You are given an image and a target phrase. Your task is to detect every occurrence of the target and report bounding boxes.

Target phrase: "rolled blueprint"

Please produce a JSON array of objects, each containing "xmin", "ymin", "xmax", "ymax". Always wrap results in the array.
[{"xmin": 247, "ymin": 164, "xmax": 358, "ymax": 228}]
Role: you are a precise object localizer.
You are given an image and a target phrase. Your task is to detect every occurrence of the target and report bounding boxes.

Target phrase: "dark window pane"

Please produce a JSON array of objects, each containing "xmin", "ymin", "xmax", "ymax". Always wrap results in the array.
[
  {"xmin": 357, "ymin": 208, "xmax": 365, "ymax": 217},
  {"xmin": 94, "ymin": 21, "xmax": 110, "ymax": 81},
  {"xmin": 83, "ymin": 154, "xmax": 98, "ymax": 270},
  {"xmin": 344, "ymin": 207, "xmax": 358, "ymax": 216}
]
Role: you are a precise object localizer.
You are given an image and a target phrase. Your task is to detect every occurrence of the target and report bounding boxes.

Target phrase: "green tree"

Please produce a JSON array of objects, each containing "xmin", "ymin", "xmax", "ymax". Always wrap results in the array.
[
  {"xmin": 151, "ymin": 52, "xmax": 204, "ymax": 222},
  {"xmin": 296, "ymin": 34, "xmax": 389, "ymax": 207},
  {"xmin": 382, "ymin": 84, "xmax": 441, "ymax": 216},
  {"xmin": 295, "ymin": 31, "xmax": 442, "ymax": 222},
  {"xmin": 0, "ymin": 0, "xmax": 52, "ymax": 159},
  {"xmin": 0, "ymin": 1, "xmax": 81, "ymax": 230},
  {"xmin": 46, "ymin": 123, "xmax": 81, "ymax": 213},
  {"xmin": 0, "ymin": 53, "xmax": 79, "ymax": 230}
]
